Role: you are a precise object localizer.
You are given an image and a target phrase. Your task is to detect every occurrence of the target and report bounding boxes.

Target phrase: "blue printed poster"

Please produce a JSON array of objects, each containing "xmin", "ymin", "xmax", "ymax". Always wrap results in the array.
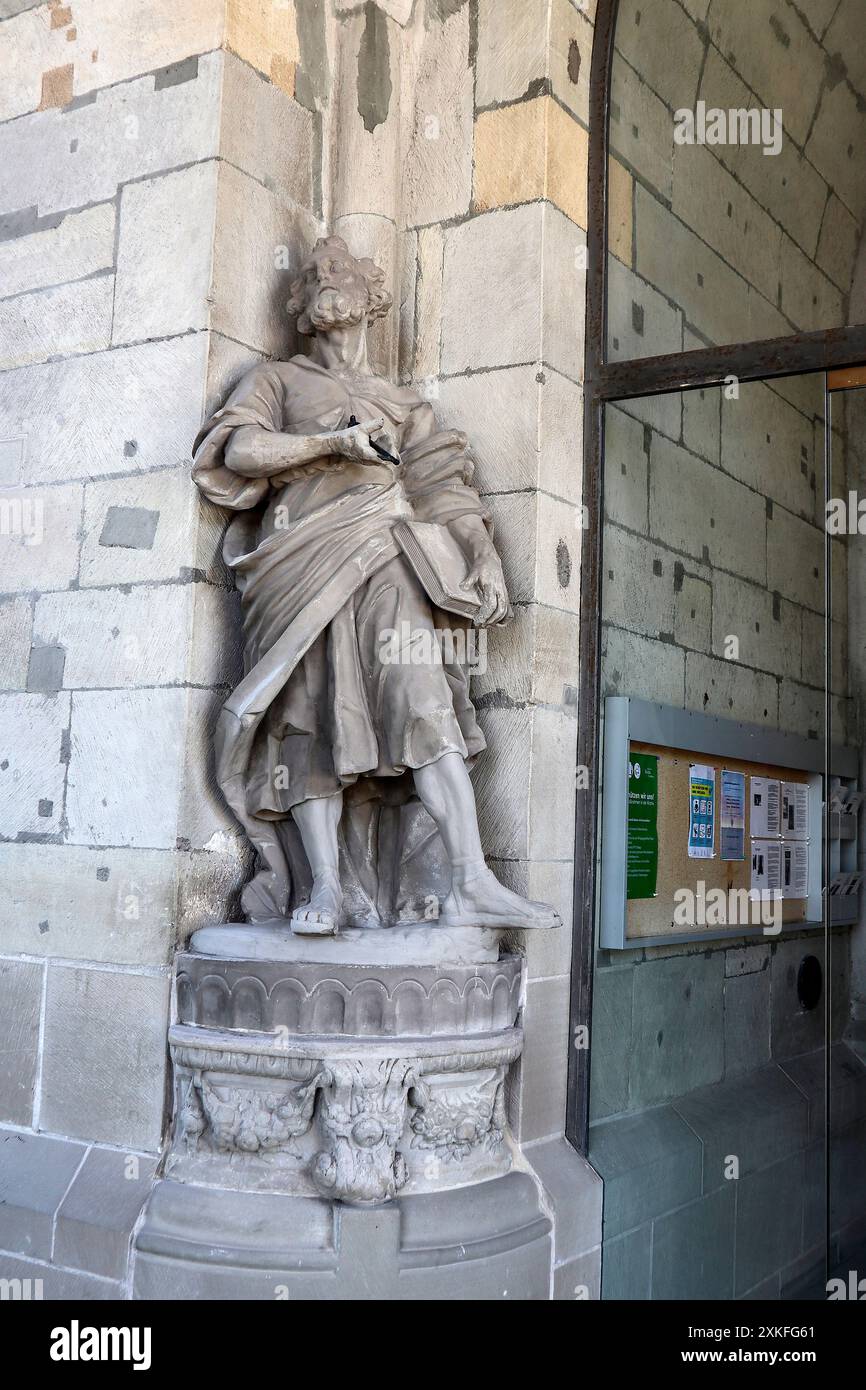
[
  {"xmin": 688, "ymin": 764, "xmax": 715, "ymax": 859},
  {"xmin": 720, "ymin": 769, "xmax": 746, "ymax": 861}
]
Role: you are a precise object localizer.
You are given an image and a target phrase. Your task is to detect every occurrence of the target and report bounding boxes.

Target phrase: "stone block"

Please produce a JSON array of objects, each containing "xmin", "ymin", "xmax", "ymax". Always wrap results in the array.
[
  {"xmin": 767, "ymin": 506, "xmax": 823, "ymax": 613},
  {"xmin": 65, "ymin": 688, "xmax": 186, "ymax": 848},
  {"xmin": 651, "ymin": 1186, "xmax": 736, "ymax": 1300},
  {"xmin": 608, "ymin": 256, "xmax": 682, "ymax": 362},
  {"xmin": 0, "ymin": 842, "xmax": 176, "ymax": 965},
  {"xmin": 55, "ymin": 1146, "xmax": 158, "ymax": 1280},
  {"xmin": 735, "ymin": 1152, "xmax": 806, "ymax": 1295},
  {"xmin": 816, "ymin": 194, "xmax": 859, "ymax": 293},
  {"xmin": 472, "ymin": 602, "xmax": 580, "ymax": 712},
  {"xmin": 474, "ymin": 0, "xmax": 547, "ymax": 108},
  {"xmin": 615, "ymin": 0, "xmax": 706, "ymax": 112},
  {"xmin": 0, "ymin": 596, "xmax": 32, "ymax": 688},
  {"xmin": 650, "ymin": 433, "xmax": 766, "ymax": 584},
  {"xmin": 806, "ymin": 78, "xmax": 866, "ymax": 224},
  {"xmin": 0, "ymin": 1131, "xmax": 85, "ymax": 1259},
  {"xmin": 825, "ymin": 0, "xmax": 866, "ymax": 95},
  {"xmin": 0, "ymin": 1253, "xmax": 120, "ymax": 1300},
  {"xmin": 708, "ymin": 0, "xmax": 825, "ymax": 149},
  {"xmin": 780, "ymin": 234, "xmax": 843, "ymax": 336},
  {"xmin": 725, "ymin": 943, "xmax": 771, "ymax": 978},
  {"xmin": 722, "ymin": 380, "xmax": 818, "ymax": 523},
  {"xmin": 612, "ymin": 388, "xmax": 681, "ymax": 449},
  {"xmin": 780, "ymin": 1044, "xmax": 866, "ymax": 1140},
  {"xmin": 685, "ymin": 652, "xmax": 778, "ymax": 727},
  {"xmin": 0, "ymin": 275, "xmax": 113, "ymax": 371},
  {"xmin": 541, "ymin": 203, "xmax": 585, "ymax": 381},
  {"xmin": 474, "ymin": 96, "xmax": 588, "ymax": 232},
  {"xmin": 0, "ymin": 203, "xmax": 115, "ymax": 301},
  {"xmin": 0, "ymin": 0, "xmax": 223, "ymax": 124},
  {"xmin": 0, "ymin": 51, "xmax": 223, "ymax": 216},
  {"xmin": 489, "ymin": 857, "xmax": 574, "ymax": 982},
  {"xmin": 525, "ymin": 1135, "xmax": 603, "ymax": 1265},
  {"xmin": 830, "ymin": 1119, "xmax": 866, "ymax": 1233},
  {"xmin": 604, "ymin": 405, "xmax": 648, "ymax": 533},
  {"xmin": 609, "ymin": 55, "xmax": 674, "ymax": 203},
  {"xmin": 589, "ymin": 1105, "xmax": 703, "ymax": 1238},
  {"xmin": 516, "ymin": 975, "xmax": 570, "ymax": 1142},
  {"xmin": 603, "ymin": 524, "xmax": 711, "ymax": 649},
  {"xmin": 711, "ymin": 572, "xmax": 801, "ymax": 680},
  {"xmin": 0, "ymin": 335, "xmax": 208, "ymax": 488},
  {"xmin": 0, "ymin": 690, "xmax": 69, "ymax": 838},
  {"xmin": 438, "ymin": 365, "xmax": 539, "ymax": 495},
  {"xmin": 78, "ymin": 466, "xmax": 210, "ymax": 587},
  {"xmin": 442, "ymin": 204, "xmax": 542, "ymax": 374},
  {"xmin": 601, "ymin": 1223, "xmax": 651, "ymax": 1300},
  {"xmin": 634, "ymin": 185, "xmax": 789, "ymax": 348},
  {"xmin": 601, "ymin": 626, "xmax": 686, "ymax": 708},
  {"xmin": 113, "ymin": 162, "xmax": 218, "ymax": 345},
  {"xmin": 683, "ymin": 381, "xmax": 720, "ymax": 465},
  {"xmin": 0, "ymin": 481, "xmax": 83, "ymax": 592},
  {"xmin": 588, "ymin": 963, "xmax": 633, "ymax": 1121},
  {"xmin": 630, "ymin": 952, "xmax": 725, "ymax": 1107},
  {"xmin": 549, "ymin": 0, "xmax": 592, "ymax": 123},
  {"xmin": 724, "ymin": 968, "xmax": 771, "ymax": 1078},
  {"xmin": 473, "ymin": 703, "xmax": 576, "ymax": 862},
  {"xmin": 672, "ymin": 143, "xmax": 782, "ymax": 305},
  {"xmin": 39, "ymin": 964, "xmax": 170, "ymax": 1150},
  {"xmin": 538, "ymin": 367, "xmax": 583, "ymax": 503},
  {"xmin": 220, "ymin": 50, "xmax": 313, "ymax": 209},
  {"xmin": 778, "ymin": 678, "xmax": 824, "ymax": 742},
  {"xmin": 673, "ymin": 1064, "xmax": 809, "ymax": 1190},
  {"xmin": 0, "ymin": 958, "xmax": 42, "ymax": 1126},
  {"xmin": 224, "ymin": 0, "xmax": 300, "ymax": 94},
  {"xmin": 33, "ymin": 586, "xmax": 192, "ymax": 689},
  {"xmin": 404, "ymin": 3, "xmax": 473, "ymax": 228},
  {"xmin": 211, "ymin": 161, "xmax": 319, "ymax": 358}
]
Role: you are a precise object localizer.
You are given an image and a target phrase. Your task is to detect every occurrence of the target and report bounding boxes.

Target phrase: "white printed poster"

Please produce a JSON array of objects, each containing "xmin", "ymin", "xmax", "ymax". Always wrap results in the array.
[
  {"xmin": 781, "ymin": 781, "xmax": 809, "ymax": 839},
  {"xmin": 781, "ymin": 840, "xmax": 809, "ymax": 899},
  {"xmin": 750, "ymin": 777, "xmax": 780, "ymax": 838},
  {"xmin": 751, "ymin": 838, "xmax": 782, "ymax": 894}
]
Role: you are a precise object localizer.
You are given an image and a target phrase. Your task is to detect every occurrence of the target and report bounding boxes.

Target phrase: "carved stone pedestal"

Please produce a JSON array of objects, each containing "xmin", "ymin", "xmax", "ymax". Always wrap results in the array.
[{"xmin": 134, "ymin": 927, "xmax": 554, "ymax": 1299}]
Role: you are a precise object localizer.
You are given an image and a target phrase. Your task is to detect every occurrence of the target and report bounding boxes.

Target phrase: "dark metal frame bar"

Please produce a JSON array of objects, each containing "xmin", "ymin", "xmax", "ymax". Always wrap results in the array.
[{"xmin": 566, "ymin": 0, "xmax": 866, "ymax": 1155}]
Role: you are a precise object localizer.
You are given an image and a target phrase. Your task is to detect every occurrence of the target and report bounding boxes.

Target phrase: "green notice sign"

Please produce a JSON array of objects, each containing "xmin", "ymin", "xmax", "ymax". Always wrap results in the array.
[{"xmin": 627, "ymin": 752, "xmax": 659, "ymax": 899}]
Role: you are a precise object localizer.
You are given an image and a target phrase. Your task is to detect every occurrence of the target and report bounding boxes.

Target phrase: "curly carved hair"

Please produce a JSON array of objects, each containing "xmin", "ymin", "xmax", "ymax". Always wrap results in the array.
[{"xmin": 286, "ymin": 235, "xmax": 393, "ymax": 334}]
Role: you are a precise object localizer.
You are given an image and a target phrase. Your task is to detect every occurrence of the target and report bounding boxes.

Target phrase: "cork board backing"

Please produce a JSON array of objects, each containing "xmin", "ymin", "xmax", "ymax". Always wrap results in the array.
[{"xmin": 626, "ymin": 740, "xmax": 810, "ymax": 940}]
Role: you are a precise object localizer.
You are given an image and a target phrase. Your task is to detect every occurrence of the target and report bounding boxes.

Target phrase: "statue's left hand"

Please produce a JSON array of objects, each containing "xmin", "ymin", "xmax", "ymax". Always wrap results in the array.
[{"xmin": 460, "ymin": 552, "xmax": 510, "ymax": 626}]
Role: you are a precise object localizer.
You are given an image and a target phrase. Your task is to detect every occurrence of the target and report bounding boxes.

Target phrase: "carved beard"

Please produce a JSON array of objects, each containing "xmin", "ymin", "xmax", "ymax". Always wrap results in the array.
[{"xmin": 307, "ymin": 286, "xmax": 367, "ymax": 331}]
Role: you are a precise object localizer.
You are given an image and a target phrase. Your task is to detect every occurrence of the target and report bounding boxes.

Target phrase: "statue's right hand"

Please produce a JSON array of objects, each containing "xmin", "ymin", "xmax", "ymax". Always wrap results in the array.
[{"xmin": 325, "ymin": 417, "xmax": 390, "ymax": 466}]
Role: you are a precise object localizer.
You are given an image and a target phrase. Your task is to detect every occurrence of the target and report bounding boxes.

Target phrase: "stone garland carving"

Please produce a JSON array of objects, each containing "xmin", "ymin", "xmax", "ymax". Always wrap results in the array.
[{"xmin": 169, "ymin": 1025, "xmax": 521, "ymax": 1205}]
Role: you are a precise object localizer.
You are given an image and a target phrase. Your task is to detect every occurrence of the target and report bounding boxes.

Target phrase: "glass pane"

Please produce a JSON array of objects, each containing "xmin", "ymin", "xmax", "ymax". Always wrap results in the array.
[
  {"xmin": 589, "ymin": 372, "xmax": 849, "ymax": 1300},
  {"xmin": 825, "ymin": 386, "xmax": 866, "ymax": 1296},
  {"xmin": 607, "ymin": 0, "xmax": 866, "ymax": 360}
]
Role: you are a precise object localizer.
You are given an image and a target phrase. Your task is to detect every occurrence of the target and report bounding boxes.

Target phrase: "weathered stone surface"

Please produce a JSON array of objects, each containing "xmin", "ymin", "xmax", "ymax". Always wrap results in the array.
[
  {"xmin": 601, "ymin": 1223, "xmax": 651, "ymax": 1300},
  {"xmin": 608, "ymin": 256, "xmax": 682, "ymax": 361},
  {"xmin": 722, "ymin": 379, "xmax": 819, "ymax": 522},
  {"xmin": 767, "ymin": 506, "xmax": 823, "ymax": 612},
  {"xmin": 78, "ymin": 466, "xmax": 207, "ymax": 587},
  {"xmin": 609, "ymin": 54, "xmax": 674, "ymax": 203},
  {"xmin": 602, "ymin": 626, "xmax": 686, "ymax": 708},
  {"xmin": 650, "ymin": 433, "xmax": 766, "ymax": 584},
  {"xmin": 474, "ymin": 96, "xmax": 588, "ymax": 231},
  {"xmin": 549, "ymin": 0, "xmax": 592, "ymax": 123},
  {"xmin": 403, "ymin": 3, "xmax": 472, "ymax": 228},
  {"xmin": 589, "ymin": 1105, "xmax": 703, "ymax": 1237},
  {"xmin": 685, "ymin": 652, "xmax": 778, "ymax": 727},
  {"xmin": 65, "ymin": 688, "xmax": 186, "ymax": 848},
  {"xmin": 0, "ymin": 0, "xmax": 223, "ymax": 123},
  {"xmin": 0, "ymin": 1131, "xmax": 85, "ymax": 1260},
  {"xmin": 220, "ymin": 49, "xmax": 314, "ymax": 209},
  {"xmin": 652, "ymin": 1187, "xmax": 735, "ymax": 1300},
  {"xmin": 224, "ymin": 0, "xmax": 300, "ymax": 94},
  {"xmin": 616, "ymin": 0, "xmax": 706, "ymax": 112},
  {"xmin": 0, "ymin": 336, "xmax": 207, "ymax": 487},
  {"xmin": 724, "ymin": 968, "xmax": 771, "ymax": 1077},
  {"xmin": 0, "ymin": 595, "xmax": 32, "ymax": 688},
  {"xmin": 517, "ymin": 976, "xmax": 570, "ymax": 1142},
  {"xmin": 442, "ymin": 205, "xmax": 543, "ymax": 374},
  {"xmin": 630, "ymin": 953, "xmax": 725, "ymax": 1107},
  {"xmin": 0, "ymin": 842, "xmax": 176, "ymax": 965},
  {"xmin": 0, "ymin": 275, "xmax": 113, "ymax": 370},
  {"xmin": 672, "ymin": 144, "xmax": 782, "ymax": 305},
  {"xmin": 0, "ymin": 203, "xmax": 115, "ymax": 301},
  {"xmin": 526, "ymin": 1135, "xmax": 602, "ymax": 1266},
  {"xmin": 113, "ymin": 162, "xmax": 218, "ymax": 345},
  {"xmin": 54, "ymin": 1146, "xmax": 158, "ymax": 1280},
  {"xmin": 33, "ymin": 586, "xmax": 191, "ymax": 688},
  {"xmin": 709, "ymin": 0, "xmax": 825, "ymax": 149},
  {"xmin": 40, "ymin": 964, "xmax": 170, "ymax": 1150},
  {"xmin": 473, "ymin": 704, "xmax": 576, "ymax": 862},
  {"xmin": 588, "ymin": 963, "xmax": 633, "ymax": 1121},
  {"xmin": 0, "ymin": 958, "xmax": 42, "ymax": 1126},
  {"xmin": 673, "ymin": 1065, "xmax": 809, "ymax": 1189},
  {"xmin": 711, "ymin": 571, "xmax": 801, "ymax": 681},
  {"xmin": 0, "ymin": 690, "xmax": 69, "ymax": 838},
  {"xmin": 0, "ymin": 53, "xmax": 222, "ymax": 217},
  {"xmin": 474, "ymin": 0, "xmax": 547, "ymax": 108}
]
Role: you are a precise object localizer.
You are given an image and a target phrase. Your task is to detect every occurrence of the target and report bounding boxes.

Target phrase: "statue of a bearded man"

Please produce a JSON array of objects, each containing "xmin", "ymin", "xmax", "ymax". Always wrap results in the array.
[{"xmin": 193, "ymin": 235, "xmax": 560, "ymax": 938}]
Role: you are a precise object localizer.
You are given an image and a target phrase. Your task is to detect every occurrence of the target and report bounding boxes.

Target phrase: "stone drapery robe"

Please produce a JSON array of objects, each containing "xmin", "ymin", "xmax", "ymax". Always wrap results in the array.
[{"xmin": 192, "ymin": 356, "xmax": 494, "ymax": 926}]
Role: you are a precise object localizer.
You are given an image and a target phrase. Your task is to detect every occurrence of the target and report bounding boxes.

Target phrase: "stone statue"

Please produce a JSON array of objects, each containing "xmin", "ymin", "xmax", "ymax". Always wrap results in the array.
[{"xmin": 193, "ymin": 235, "xmax": 560, "ymax": 939}]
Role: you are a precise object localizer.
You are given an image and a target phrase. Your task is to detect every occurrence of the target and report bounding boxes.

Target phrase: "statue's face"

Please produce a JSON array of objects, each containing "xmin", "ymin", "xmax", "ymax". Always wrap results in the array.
[{"xmin": 305, "ymin": 246, "xmax": 369, "ymax": 333}]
